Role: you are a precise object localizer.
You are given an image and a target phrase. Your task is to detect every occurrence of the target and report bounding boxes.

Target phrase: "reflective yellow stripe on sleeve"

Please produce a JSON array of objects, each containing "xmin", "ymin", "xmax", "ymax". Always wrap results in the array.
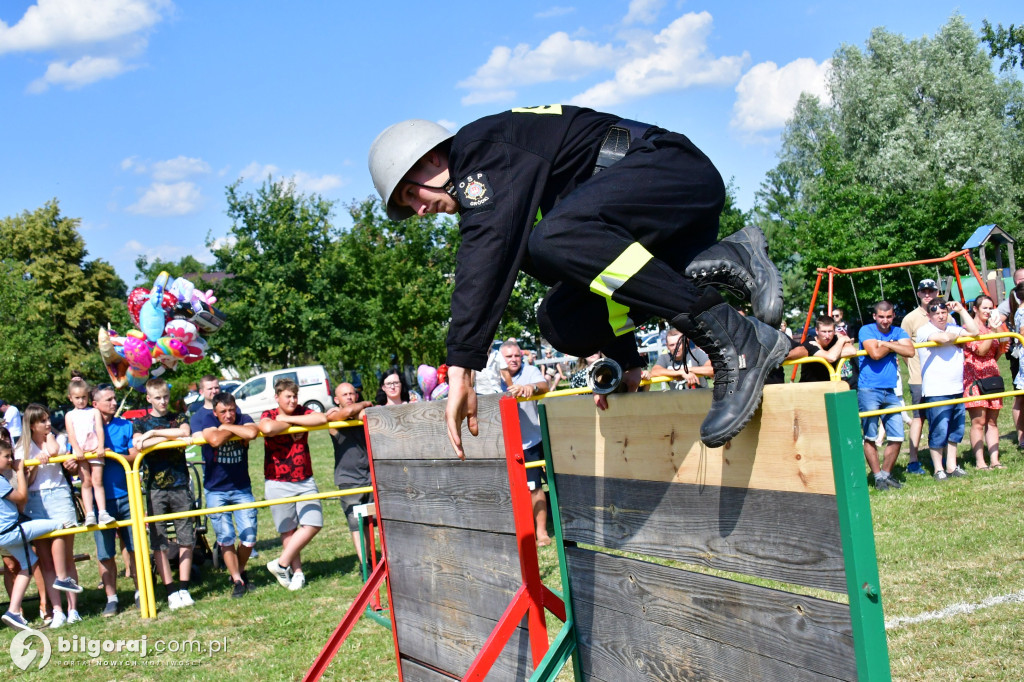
[{"xmin": 589, "ymin": 242, "xmax": 653, "ymax": 336}]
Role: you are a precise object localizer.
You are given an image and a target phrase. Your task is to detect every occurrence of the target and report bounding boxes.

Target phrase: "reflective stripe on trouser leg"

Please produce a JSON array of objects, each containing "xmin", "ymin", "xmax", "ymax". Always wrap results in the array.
[{"xmin": 589, "ymin": 242, "xmax": 654, "ymax": 336}]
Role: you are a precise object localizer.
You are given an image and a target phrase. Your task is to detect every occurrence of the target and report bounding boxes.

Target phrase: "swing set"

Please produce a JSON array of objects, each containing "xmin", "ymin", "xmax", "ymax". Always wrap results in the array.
[{"xmin": 800, "ymin": 250, "xmax": 991, "ymax": 343}]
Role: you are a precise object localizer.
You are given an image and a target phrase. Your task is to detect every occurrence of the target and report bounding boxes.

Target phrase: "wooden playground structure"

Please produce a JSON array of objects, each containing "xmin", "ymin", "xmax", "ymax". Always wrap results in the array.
[{"xmin": 307, "ymin": 382, "xmax": 892, "ymax": 681}]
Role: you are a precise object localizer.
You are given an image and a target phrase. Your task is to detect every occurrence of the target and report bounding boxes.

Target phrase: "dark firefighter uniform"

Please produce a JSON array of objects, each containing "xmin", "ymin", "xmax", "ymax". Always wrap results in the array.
[{"xmin": 445, "ymin": 104, "xmax": 726, "ymax": 371}]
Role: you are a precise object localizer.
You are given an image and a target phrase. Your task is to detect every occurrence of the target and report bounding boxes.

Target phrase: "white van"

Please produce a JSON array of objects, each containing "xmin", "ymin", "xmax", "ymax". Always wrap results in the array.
[{"xmin": 231, "ymin": 365, "xmax": 332, "ymax": 421}]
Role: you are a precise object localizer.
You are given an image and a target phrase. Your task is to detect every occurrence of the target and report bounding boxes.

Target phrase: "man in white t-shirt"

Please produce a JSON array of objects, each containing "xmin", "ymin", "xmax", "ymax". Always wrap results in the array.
[
  {"xmin": 916, "ymin": 297, "xmax": 979, "ymax": 481},
  {"xmin": 0, "ymin": 400, "xmax": 22, "ymax": 441},
  {"xmin": 499, "ymin": 341, "xmax": 551, "ymax": 546},
  {"xmin": 900, "ymin": 279, "xmax": 939, "ymax": 474}
]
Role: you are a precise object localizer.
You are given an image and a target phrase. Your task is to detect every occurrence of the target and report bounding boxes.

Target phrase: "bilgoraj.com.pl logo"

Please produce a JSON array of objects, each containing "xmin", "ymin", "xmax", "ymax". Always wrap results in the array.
[
  {"xmin": 9, "ymin": 629, "xmax": 225, "ymax": 670},
  {"xmin": 9, "ymin": 629, "xmax": 51, "ymax": 671}
]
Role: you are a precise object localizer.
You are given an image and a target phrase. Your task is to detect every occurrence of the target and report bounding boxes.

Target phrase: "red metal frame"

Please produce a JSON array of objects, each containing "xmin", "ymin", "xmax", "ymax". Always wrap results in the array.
[
  {"xmin": 305, "ymin": 401, "xmax": 564, "ymax": 681},
  {"xmin": 305, "ymin": 420, "xmax": 401, "ymax": 682},
  {"xmin": 462, "ymin": 396, "xmax": 561, "ymax": 680},
  {"xmin": 303, "ymin": 558, "xmax": 389, "ymax": 682}
]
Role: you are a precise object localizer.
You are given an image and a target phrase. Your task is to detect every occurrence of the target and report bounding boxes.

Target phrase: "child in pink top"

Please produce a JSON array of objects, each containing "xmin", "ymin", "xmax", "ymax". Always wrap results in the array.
[{"xmin": 65, "ymin": 378, "xmax": 113, "ymax": 527}]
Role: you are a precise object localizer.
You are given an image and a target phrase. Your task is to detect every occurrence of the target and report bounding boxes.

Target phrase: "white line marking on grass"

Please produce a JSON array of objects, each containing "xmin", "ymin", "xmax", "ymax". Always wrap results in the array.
[{"xmin": 886, "ymin": 590, "xmax": 1024, "ymax": 630}]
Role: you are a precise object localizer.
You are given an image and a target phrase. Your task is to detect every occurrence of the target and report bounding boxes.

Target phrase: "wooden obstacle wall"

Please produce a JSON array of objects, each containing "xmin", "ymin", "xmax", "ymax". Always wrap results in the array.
[
  {"xmin": 543, "ymin": 383, "xmax": 859, "ymax": 681},
  {"xmin": 365, "ymin": 395, "xmax": 533, "ymax": 681}
]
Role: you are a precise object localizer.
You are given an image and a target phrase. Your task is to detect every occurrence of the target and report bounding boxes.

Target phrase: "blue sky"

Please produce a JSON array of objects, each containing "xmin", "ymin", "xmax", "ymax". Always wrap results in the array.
[{"xmin": 0, "ymin": 1, "xmax": 1018, "ymax": 284}]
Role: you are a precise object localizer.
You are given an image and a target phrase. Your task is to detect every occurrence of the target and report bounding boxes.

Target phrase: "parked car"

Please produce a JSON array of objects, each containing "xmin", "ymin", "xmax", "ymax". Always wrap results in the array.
[{"xmin": 231, "ymin": 365, "xmax": 332, "ymax": 421}]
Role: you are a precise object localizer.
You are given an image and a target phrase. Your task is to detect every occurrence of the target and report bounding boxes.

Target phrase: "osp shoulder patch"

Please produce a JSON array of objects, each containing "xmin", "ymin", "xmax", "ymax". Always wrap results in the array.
[{"xmin": 457, "ymin": 172, "xmax": 494, "ymax": 210}]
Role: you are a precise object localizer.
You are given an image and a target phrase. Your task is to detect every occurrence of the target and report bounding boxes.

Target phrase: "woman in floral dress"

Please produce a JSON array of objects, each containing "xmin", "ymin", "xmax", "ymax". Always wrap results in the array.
[{"xmin": 964, "ymin": 295, "xmax": 1005, "ymax": 469}]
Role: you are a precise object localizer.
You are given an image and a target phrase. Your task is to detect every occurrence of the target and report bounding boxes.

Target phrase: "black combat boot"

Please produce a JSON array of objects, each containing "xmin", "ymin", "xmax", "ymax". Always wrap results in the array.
[
  {"xmin": 684, "ymin": 225, "xmax": 784, "ymax": 328},
  {"xmin": 674, "ymin": 289, "xmax": 791, "ymax": 448}
]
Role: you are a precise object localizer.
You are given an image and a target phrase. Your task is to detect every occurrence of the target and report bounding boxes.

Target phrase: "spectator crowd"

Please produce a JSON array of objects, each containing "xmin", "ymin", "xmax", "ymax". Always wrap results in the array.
[{"xmin": 2, "ymin": 275, "xmax": 1020, "ymax": 631}]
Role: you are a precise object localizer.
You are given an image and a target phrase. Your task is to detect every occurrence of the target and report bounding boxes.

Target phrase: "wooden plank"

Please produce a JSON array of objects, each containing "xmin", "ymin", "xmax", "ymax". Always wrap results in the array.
[
  {"xmin": 555, "ymin": 474, "xmax": 846, "ymax": 592},
  {"xmin": 366, "ymin": 394, "xmax": 505, "ymax": 461},
  {"xmin": 384, "ymin": 520, "xmax": 523, "ymax": 620},
  {"xmin": 400, "ymin": 658, "xmax": 460, "ymax": 682},
  {"xmin": 374, "ymin": 459, "xmax": 515, "ymax": 533},
  {"xmin": 573, "ymin": 597, "xmax": 850, "ymax": 682},
  {"xmin": 566, "ymin": 546, "xmax": 856, "ymax": 681},
  {"xmin": 543, "ymin": 383, "xmax": 846, "ymax": 495},
  {"xmin": 392, "ymin": 593, "xmax": 533, "ymax": 681}
]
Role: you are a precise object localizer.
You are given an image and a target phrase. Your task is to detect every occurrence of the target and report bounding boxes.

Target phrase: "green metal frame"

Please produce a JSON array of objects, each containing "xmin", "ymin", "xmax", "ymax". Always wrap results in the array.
[
  {"xmin": 825, "ymin": 390, "xmax": 892, "ymax": 681},
  {"xmin": 355, "ymin": 507, "xmax": 391, "ymax": 630},
  {"xmin": 529, "ymin": 403, "xmax": 582, "ymax": 682},
  {"xmin": 530, "ymin": 390, "xmax": 891, "ymax": 682}
]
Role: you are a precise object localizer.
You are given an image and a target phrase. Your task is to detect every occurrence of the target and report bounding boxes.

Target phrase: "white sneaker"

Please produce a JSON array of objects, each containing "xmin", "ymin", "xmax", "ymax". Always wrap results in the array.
[
  {"xmin": 177, "ymin": 589, "xmax": 195, "ymax": 607},
  {"xmin": 266, "ymin": 559, "xmax": 292, "ymax": 588},
  {"xmin": 83, "ymin": 511, "xmax": 97, "ymax": 527},
  {"xmin": 168, "ymin": 591, "xmax": 183, "ymax": 610},
  {"xmin": 66, "ymin": 609, "xmax": 82, "ymax": 624},
  {"xmin": 288, "ymin": 572, "xmax": 306, "ymax": 591},
  {"xmin": 97, "ymin": 509, "xmax": 116, "ymax": 525},
  {"xmin": 50, "ymin": 610, "xmax": 67, "ymax": 629}
]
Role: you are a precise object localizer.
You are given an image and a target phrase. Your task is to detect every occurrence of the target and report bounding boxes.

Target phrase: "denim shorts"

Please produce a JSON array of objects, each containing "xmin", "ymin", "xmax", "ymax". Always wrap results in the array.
[
  {"xmin": 25, "ymin": 486, "xmax": 78, "ymax": 527},
  {"xmin": 205, "ymin": 487, "xmax": 258, "ymax": 547},
  {"xmin": 93, "ymin": 495, "xmax": 135, "ymax": 561},
  {"xmin": 924, "ymin": 394, "xmax": 966, "ymax": 448},
  {"xmin": 858, "ymin": 387, "xmax": 905, "ymax": 442},
  {"xmin": 0, "ymin": 518, "xmax": 62, "ymax": 570}
]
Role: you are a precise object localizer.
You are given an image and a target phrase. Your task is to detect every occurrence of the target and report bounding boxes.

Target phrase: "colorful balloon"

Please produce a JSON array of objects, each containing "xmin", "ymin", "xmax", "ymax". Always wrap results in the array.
[
  {"xmin": 417, "ymin": 365, "xmax": 438, "ymax": 399},
  {"xmin": 103, "ymin": 272, "xmax": 226, "ymax": 391}
]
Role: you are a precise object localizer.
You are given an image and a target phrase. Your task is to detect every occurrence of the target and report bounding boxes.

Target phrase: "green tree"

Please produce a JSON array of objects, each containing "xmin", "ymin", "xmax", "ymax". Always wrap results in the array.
[
  {"xmin": 982, "ymin": 19, "xmax": 1024, "ymax": 71},
  {"xmin": 210, "ymin": 179, "xmax": 341, "ymax": 373},
  {"xmin": 0, "ymin": 261, "xmax": 66, "ymax": 404},
  {"xmin": 756, "ymin": 15, "xmax": 1024, "ymax": 318},
  {"xmin": 134, "ymin": 254, "xmax": 213, "ymax": 288},
  {"xmin": 330, "ymin": 199, "xmax": 460, "ymax": 383},
  {"xmin": 0, "ymin": 201, "xmax": 127, "ymax": 403}
]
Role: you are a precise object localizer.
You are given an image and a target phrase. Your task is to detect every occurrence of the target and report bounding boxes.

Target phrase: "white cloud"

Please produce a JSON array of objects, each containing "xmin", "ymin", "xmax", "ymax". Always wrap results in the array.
[
  {"xmin": 731, "ymin": 58, "xmax": 831, "ymax": 132},
  {"xmin": 208, "ymin": 235, "xmax": 236, "ymax": 252},
  {"xmin": 236, "ymin": 162, "xmax": 345, "ymax": 194},
  {"xmin": 119, "ymin": 238, "xmax": 212, "ymax": 265},
  {"xmin": 459, "ymin": 11, "xmax": 746, "ymax": 109},
  {"xmin": 570, "ymin": 13, "xmax": 748, "ymax": 109},
  {"xmin": 27, "ymin": 55, "xmax": 132, "ymax": 92},
  {"xmin": 121, "ymin": 156, "xmax": 145, "ymax": 172},
  {"xmin": 535, "ymin": 6, "xmax": 575, "ymax": 19},
  {"xmin": 126, "ymin": 181, "xmax": 201, "ymax": 216},
  {"xmin": 239, "ymin": 162, "xmax": 280, "ymax": 181},
  {"xmin": 0, "ymin": 0, "xmax": 170, "ymax": 53},
  {"xmin": 151, "ymin": 156, "xmax": 211, "ymax": 181},
  {"xmin": 291, "ymin": 171, "xmax": 344, "ymax": 194},
  {"xmin": 436, "ymin": 119, "xmax": 458, "ymax": 132},
  {"xmin": 1, "ymin": 0, "xmax": 172, "ymax": 92},
  {"xmin": 623, "ymin": 0, "xmax": 664, "ymax": 26},
  {"xmin": 458, "ymin": 32, "xmax": 621, "ymax": 104}
]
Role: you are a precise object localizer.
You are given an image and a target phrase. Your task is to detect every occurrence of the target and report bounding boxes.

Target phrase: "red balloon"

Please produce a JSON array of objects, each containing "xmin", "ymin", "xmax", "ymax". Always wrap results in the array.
[{"xmin": 126, "ymin": 288, "xmax": 149, "ymax": 326}]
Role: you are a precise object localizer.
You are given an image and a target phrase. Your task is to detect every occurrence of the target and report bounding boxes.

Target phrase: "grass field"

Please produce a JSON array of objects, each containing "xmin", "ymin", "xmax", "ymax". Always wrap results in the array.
[{"xmin": 2, "ymin": 389, "xmax": 1023, "ymax": 681}]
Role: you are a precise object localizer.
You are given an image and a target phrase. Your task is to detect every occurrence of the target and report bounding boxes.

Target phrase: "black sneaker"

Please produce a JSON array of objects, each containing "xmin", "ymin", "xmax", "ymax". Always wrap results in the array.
[
  {"xmin": 874, "ymin": 477, "xmax": 891, "ymax": 491},
  {"xmin": 101, "ymin": 600, "xmax": 119, "ymax": 618},
  {"xmin": 674, "ymin": 289, "xmax": 791, "ymax": 448},
  {"xmin": 241, "ymin": 570, "xmax": 255, "ymax": 592},
  {"xmin": 684, "ymin": 225, "xmax": 784, "ymax": 328},
  {"xmin": 885, "ymin": 476, "xmax": 903, "ymax": 489},
  {"xmin": 232, "ymin": 580, "xmax": 247, "ymax": 599}
]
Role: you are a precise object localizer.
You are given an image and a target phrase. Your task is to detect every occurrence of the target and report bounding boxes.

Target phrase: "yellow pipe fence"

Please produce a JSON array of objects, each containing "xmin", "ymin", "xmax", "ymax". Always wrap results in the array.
[{"xmin": 20, "ymin": 332, "xmax": 1017, "ymax": 616}]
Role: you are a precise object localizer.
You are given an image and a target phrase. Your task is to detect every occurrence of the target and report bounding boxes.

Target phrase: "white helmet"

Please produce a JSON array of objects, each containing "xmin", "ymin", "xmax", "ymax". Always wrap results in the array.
[{"xmin": 368, "ymin": 119, "xmax": 455, "ymax": 221}]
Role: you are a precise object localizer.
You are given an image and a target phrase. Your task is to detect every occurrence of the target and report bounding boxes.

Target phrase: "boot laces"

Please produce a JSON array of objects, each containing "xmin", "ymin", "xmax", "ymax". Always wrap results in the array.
[{"xmin": 692, "ymin": 320, "xmax": 736, "ymax": 398}]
